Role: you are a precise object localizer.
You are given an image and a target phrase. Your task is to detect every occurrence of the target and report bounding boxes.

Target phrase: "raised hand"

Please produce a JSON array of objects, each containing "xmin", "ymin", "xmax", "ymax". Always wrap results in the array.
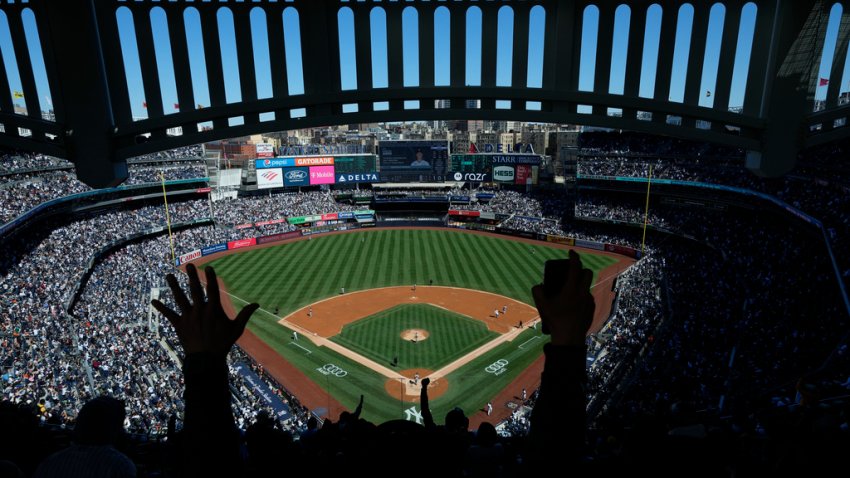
[
  {"xmin": 531, "ymin": 250, "xmax": 595, "ymax": 346},
  {"xmin": 151, "ymin": 263, "xmax": 259, "ymax": 356}
]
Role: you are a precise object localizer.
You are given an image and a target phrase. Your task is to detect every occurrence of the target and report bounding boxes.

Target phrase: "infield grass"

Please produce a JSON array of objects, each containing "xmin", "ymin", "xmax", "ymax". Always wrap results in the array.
[{"xmin": 329, "ymin": 303, "xmax": 499, "ymax": 370}]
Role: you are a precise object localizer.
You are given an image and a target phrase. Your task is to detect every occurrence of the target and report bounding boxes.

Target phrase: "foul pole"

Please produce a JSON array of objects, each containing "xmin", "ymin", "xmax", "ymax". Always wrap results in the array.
[{"xmin": 641, "ymin": 166, "xmax": 653, "ymax": 255}]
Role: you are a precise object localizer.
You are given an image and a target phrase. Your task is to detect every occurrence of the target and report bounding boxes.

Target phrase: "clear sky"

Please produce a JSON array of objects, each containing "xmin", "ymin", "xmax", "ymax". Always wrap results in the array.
[{"xmin": 0, "ymin": 3, "xmax": 847, "ymax": 122}]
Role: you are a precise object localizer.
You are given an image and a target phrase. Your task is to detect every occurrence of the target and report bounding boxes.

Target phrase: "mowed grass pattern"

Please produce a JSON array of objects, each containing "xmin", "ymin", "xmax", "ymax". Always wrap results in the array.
[
  {"xmin": 330, "ymin": 304, "xmax": 499, "ymax": 370},
  {"xmin": 208, "ymin": 229, "xmax": 618, "ymax": 322},
  {"xmin": 207, "ymin": 229, "xmax": 620, "ymax": 422}
]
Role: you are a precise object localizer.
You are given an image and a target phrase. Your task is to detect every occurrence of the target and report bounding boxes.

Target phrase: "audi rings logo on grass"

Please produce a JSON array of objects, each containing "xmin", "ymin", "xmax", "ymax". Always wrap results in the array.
[
  {"xmin": 484, "ymin": 359, "xmax": 509, "ymax": 375},
  {"xmin": 317, "ymin": 364, "xmax": 348, "ymax": 377}
]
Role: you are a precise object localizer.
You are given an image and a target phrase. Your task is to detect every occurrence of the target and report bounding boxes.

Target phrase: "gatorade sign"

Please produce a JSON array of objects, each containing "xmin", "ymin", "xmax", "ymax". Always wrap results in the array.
[{"xmin": 493, "ymin": 166, "xmax": 515, "ymax": 182}]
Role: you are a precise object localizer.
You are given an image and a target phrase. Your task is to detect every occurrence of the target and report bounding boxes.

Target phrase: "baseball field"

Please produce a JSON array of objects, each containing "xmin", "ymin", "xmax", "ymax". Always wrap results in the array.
[{"xmin": 201, "ymin": 228, "xmax": 630, "ymax": 424}]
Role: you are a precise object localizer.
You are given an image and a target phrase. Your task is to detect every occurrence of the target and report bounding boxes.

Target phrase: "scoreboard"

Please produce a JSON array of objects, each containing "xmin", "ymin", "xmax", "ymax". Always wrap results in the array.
[
  {"xmin": 333, "ymin": 154, "xmax": 377, "ymax": 174},
  {"xmin": 450, "ymin": 154, "xmax": 490, "ymax": 173}
]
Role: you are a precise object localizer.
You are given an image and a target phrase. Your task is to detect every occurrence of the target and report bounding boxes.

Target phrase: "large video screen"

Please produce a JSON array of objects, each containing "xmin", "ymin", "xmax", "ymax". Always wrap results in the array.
[{"xmin": 378, "ymin": 141, "xmax": 449, "ymax": 179}]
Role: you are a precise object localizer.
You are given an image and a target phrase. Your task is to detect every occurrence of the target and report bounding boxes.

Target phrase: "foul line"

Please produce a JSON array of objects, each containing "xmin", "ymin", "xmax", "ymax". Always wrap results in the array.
[
  {"xmin": 518, "ymin": 335, "xmax": 542, "ymax": 349},
  {"xmin": 289, "ymin": 342, "xmax": 312, "ymax": 354}
]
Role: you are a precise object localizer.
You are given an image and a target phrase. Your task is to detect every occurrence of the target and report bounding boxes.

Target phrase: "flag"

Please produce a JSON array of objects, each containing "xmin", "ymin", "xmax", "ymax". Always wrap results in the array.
[
  {"xmin": 142, "ymin": 101, "xmax": 147, "ymax": 108},
  {"xmin": 13, "ymin": 91, "xmax": 23, "ymax": 99},
  {"xmin": 706, "ymin": 90, "xmax": 712, "ymax": 97},
  {"xmin": 819, "ymin": 78, "xmax": 830, "ymax": 87},
  {"xmin": 174, "ymin": 103, "xmax": 180, "ymax": 110},
  {"xmin": 468, "ymin": 142, "xmax": 478, "ymax": 153},
  {"xmin": 197, "ymin": 103, "xmax": 205, "ymax": 109}
]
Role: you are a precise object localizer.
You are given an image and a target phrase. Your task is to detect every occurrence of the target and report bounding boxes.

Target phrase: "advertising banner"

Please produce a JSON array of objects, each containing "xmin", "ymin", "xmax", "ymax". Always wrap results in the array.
[
  {"xmin": 338, "ymin": 211, "xmax": 354, "ymax": 219},
  {"xmin": 335, "ymin": 172, "xmax": 380, "ymax": 183},
  {"xmin": 604, "ymin": 243, "xmax": 640, "ymax": 258},
  {"xmin": 196, "ymin": 187, "xmax": 212, "ymax": 193},
  {"xmin": 309, "ymin": 166, "xmax": 335, "ymax": 185},
  {"xmin": 448, "ymin": 210, "xmax": 481, "ymax": 217},
  {"xmin": 235, "ymin": 223, "xmax": 254, "ymax": 229},
  {"xmin": 304, "ymin": 215, "xmax": 322, "ymax": 222},
  {"xmin": 201, "ymin": 243, "xmax": 228, "ymax": 256},
  {"xmin": 479, "ymin": 211, "xmax": 496, "ymax": 220},
  {"xmin": 322, "ymin": 213, "xmax": 338, "ymax": 221},
  {"xmin": 295, "ymin": 156, "xmax": 334, "ymax": 167},
  {"xmin": 178, "ymin": 249, "xmax": 202, "ymax": 265},
  {"xmin": 283, "ymin": 167, "xmax": 310, "ymax": 187},
  {"xmin": 450, "ymin": 172, "xmax": 490, "ymax": 182},
  {"xmin": 515, "ymin": 164, "xmax": 532, "ymax": 185},
  {"xmin": 493, "ymin": 165, "xmax": 516, "ymax": 182},
  {"xmin": 575, "ymin": 238, "xmax": 605, "ymax": 250},
  {"xmin": 257, "ymin": 168, "xmax": 284, "ymax": 189},
  {"xmin": 256, "ymin": 143, "xmax": 274, "ymax": 158},
  {"xmin": 546, "ymin": 235, "xmax": 575, "ymax": 246},
  {"xmin": 255, "ymin": 158, "xmax": 296, "ymax": 169},
  {"xmin": 287, "ymin": 216, "xmax": 306, "ymax": 225},
  {"xmin": 227, "ymin": 238, "xmax": 257, "ymax": 250},
  {"xmin": 256, "ymin": 230, "xmax": 302, "ymax": 245},
  {"xmin": 255, "ymin": 218, "xmax": 287, "ymax": 227},
  {"xmin": 490, "ymin": 154, "xmax": 542, "ymax": 165}
]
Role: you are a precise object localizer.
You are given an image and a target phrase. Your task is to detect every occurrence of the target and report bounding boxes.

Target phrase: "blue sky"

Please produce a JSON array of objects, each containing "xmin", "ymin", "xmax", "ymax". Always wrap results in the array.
[{"xmin": 0, "ymin": 3, "xmax": 847, "ymax": 122}]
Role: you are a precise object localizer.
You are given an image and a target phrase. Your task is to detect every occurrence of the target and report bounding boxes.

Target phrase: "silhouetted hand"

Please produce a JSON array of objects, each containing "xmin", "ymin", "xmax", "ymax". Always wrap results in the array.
[
  {"xmin": 151, "ymin": 263, "xmax": 259, "ymax": 356},
  {"xmin": 531, "ymin": 250, "xmax": 595, "ymax": 346},
  {"xmin": 421, "ymin": 377, "xmax": 430, "ymax": 389}
]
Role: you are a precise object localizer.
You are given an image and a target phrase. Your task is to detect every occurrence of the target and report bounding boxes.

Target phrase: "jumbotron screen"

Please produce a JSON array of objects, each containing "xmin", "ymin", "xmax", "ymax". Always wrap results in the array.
[{"xmin": 378, "ymin": 140, "xmax": 449, "ymax": 181}]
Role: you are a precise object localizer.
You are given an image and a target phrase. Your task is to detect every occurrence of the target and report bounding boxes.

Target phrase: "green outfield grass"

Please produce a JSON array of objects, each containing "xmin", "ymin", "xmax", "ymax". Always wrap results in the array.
[
  {"xmin": 207, "ymin": 229, "xmax": 620, "ymax": 423},
  {"xmin": 329, "ymin": 304, "xmax": 499, "ymax": 370}
]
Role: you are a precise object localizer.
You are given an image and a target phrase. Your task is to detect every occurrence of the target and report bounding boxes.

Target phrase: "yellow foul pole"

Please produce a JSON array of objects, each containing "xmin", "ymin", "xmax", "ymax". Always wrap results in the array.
[
  {"xmin": 641, "ymin": 166, "xmax": 653, "ymax": 255},
  {"xmin": 160, "ymin": 171, "xmax": 177, "ymax": 265}
]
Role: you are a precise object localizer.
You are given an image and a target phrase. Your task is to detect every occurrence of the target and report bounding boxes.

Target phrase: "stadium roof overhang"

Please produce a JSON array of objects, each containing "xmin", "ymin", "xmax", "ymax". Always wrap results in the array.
[{"xmin": 0, "ymin": 0, "xmax": 844, "ymax": 187}]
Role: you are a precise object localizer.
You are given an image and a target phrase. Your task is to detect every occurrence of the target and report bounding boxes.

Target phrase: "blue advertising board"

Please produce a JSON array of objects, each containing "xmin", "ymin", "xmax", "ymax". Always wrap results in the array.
[
  {"xmin": 335, "ymin": 172, "xmax": 381, "ymax": 184},
  {"xmin": 201, "ymin": 243, "xmax": 228, "ymax": 256},
  {"xmin": 283, "ymin": 167, "xmax": 310, "ymax": 186},
  {"xmin": 255, "ymin": 157, "xmax": 296, "ymax": 169}
]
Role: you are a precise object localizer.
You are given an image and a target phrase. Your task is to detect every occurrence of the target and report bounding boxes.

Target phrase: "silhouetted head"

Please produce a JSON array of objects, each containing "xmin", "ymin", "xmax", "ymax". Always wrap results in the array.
[
  {"xmin": 476, "ymin": 422, "xmax": 497, "ymax": 447},
  {"xmin": 74, "ymin": 396, "xmax": 126, "ymax": 446},
  {"xmin": 445, "ymin": 407, "xmax": 468, "ymax": 432},
  {"xmin": 307, "ymin": 416, "xmax": 318, "ymax": 430}
]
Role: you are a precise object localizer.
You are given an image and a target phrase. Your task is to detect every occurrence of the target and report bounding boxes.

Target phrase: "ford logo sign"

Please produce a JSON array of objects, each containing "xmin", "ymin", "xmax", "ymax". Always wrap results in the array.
[{"xmin": 286, "ymin": 170, "xmax": 307, "ymax": 180}]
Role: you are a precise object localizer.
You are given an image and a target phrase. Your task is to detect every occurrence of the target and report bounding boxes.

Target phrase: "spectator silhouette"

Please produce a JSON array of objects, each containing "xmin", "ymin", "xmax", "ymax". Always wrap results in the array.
[
  {"xmin": 33, "ymin": 396, "xmax": 136, "ymax": 478},
  {"xmin": 528, "ymin": 249, "xmax": 595, "ymax": 467},
  {"xmin": 151, "ymin": 263, "xmax": 259, "ymax": 477}
]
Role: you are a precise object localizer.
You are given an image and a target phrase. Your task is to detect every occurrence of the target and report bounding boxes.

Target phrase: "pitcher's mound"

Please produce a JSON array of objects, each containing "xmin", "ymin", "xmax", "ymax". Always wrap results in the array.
[{"xmin": 400, "ymin": 329, "xmax": 429, "ymax": 342}]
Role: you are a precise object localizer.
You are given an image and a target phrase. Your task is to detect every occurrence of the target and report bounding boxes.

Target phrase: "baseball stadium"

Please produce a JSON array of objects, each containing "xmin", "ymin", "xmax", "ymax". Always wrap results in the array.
[{"xmin": 1, "ymin": 1, "xmax": 849, "ymax": 476}]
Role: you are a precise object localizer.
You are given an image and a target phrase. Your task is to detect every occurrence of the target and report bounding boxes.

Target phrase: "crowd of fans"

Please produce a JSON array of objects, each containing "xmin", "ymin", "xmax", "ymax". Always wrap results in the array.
[
  {"xmin": 1, "ymin": 133, "xmax": 849, "ymax": 474},
  {"xmin": 576, "ymin": 132, "xmax": 850, "ymax": 289}
]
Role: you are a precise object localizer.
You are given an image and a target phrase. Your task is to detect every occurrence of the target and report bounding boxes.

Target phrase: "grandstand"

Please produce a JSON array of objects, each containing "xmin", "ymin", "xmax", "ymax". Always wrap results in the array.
[{"xmin": 1, "ymin": 1, "xmax": 849, "ymax": 476}]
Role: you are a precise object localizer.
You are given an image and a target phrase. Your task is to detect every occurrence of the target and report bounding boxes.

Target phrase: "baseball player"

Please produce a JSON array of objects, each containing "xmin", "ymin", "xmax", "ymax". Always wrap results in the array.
[
  {"xmin": 486, "ymin": 402, "xmax": 493, "ymax": 416},
  {"xmin": 502, "ymin": 305, "xmax": 508, "ymax": 314},
  {"xmin": 494, "ymin": 309, "xmax": 500, "ymax": 318},
  {"xmin": 307, "ymin": 307, "xmax": 313, "ymax": 318}
]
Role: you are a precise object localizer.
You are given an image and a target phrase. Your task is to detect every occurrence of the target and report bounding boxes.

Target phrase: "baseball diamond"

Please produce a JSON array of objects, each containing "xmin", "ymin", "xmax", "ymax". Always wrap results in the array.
[{"xmin": 200, "ymin": 228, "xmax": 628, "ymax": 424}]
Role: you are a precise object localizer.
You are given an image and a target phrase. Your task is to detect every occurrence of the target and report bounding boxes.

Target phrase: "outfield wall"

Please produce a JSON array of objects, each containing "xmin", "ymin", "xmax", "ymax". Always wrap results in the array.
[{"xmin": 176, "ymin": 221, "xmax": 641, "ymax": 267}]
